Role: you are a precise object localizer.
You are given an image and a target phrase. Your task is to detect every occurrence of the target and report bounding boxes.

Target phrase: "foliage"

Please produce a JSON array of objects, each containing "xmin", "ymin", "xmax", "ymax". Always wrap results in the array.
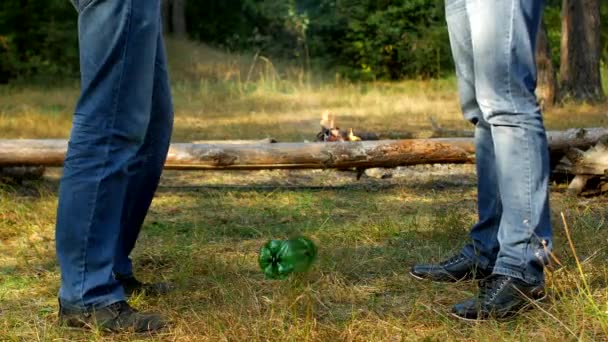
[
  {"xmin": 327, "ymin": 0, "xmax": 450, "ymax": 79},
  {"xmin": 0, "ymin": 0, "xmax": 607, "ymax": 82},
  {"xmin": 0, "ymin": 0, "xmax": 79, "ymax": 83},
  {"xmin": 186, "ymin": 0, "xmax": 450, "ymax": 79}
]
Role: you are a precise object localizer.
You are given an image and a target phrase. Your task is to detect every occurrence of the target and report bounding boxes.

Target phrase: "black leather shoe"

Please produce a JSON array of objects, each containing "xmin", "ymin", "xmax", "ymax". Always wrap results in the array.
[
  {"xmin": 410, "ymin": 253, "xmax": 492, "ymax": 282},
  {"xmin": 59, "ymin": 300, "xmax": 167, "ymax": 333},
  {"xmin": 116, "ymin": 275, "xmax": 173, "ymax": 297},
  {"xmin": 451, "ymin": 275, "xmax": 546, "ymax": 321}
]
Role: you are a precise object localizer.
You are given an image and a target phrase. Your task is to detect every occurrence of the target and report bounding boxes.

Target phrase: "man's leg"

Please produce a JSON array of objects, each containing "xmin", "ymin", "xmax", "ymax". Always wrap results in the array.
[
  {"xmin": 56, "ymin": 0, "xmax": 162, "ymax": 312},
  {"xmin": 462, "ymin": 119, "xmax": 502, "ymax": 269},
  {"xmin": 410, "ymin": 0, "xmax": 501, "ymax": 282},
  {"xmin": 113, "ymin": 26, "xmax": 174, "ymax": 282},
  {"xmin": 445, "ymin": 0, "xmax": 502, "ymax": 270},
  {"xmin": 469, "ymin": 0, "xmax": 552, "ymax": 285},
  {"xmin": 451, "ymin": 0, "xmax": 552, "ymax": 320}
]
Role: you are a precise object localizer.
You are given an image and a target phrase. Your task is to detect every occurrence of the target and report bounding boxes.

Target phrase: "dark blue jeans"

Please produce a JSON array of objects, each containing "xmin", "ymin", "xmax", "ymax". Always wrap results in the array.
[
  {"xmin": 445, "ymin": 0, "xmax": 552, "ymax": 285},
  {"xmin": 56, "ymin": 0, "xmax": 173, "ymax": 310}
]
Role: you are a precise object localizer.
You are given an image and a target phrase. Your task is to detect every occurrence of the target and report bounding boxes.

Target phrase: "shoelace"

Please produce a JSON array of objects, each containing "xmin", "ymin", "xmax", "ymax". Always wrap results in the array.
[
  {"xmin": 481, "ymin": 276, "xmax": 510, "ymax": 305},
  {"xmin": 439, "ymin": 254, "xmax": 465, "ymax": 267},
  {"xmin": 109, "ymin": 301, "xmax": 138, "ymax": 315}
]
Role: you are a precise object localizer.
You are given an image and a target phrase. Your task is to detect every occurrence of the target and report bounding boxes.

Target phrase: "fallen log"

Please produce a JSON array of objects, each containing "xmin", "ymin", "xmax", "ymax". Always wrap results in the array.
[
  {"xmin": 166, "ymin": 139, "xmax": 474, "ymax": 170},
  {"xmin": 191, "ymin": 138, "xmax": 277, "ymax": 144},
  {"xmin": 0, "ymin": 128, "xmax": 605, "ymax": 170},
  {"xmin": 554, "ymin": 142, "xmax": 608, "ymax": 176},
  {"xmin": 0, "ymin": 166, "xmax": 45, "ymax": 182},
  {"xmin": 552, "ymin": 137, "xmax": 608, "ymax": 195}
]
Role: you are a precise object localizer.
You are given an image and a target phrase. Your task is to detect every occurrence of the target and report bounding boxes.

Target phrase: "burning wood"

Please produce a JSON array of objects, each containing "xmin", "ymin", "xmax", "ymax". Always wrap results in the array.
[{"xmin": 316, "ymin": 111, "xmax": 362, "ymax": 142}]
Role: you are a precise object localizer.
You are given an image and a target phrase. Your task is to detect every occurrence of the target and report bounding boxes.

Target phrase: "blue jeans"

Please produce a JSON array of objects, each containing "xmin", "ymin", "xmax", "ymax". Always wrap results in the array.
[
  {"xmin": 445, "ymin": 0, "xmax": 552, "ymax": 285},
  {"xmin": 56, "ymin": 0, "xmax": 173, "ymax": 310}
]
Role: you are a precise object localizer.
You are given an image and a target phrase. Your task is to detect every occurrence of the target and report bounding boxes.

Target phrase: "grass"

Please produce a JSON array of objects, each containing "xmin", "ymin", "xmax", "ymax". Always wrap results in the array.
[{"xmin": 1, "ymin": 39, "xmax": 607, "ymax": 341}]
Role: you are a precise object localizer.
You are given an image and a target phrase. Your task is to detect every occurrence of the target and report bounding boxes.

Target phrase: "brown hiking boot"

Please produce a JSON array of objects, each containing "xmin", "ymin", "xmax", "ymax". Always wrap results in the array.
[
  {"xmin": 59, "ymin": 300, "xmax": 167, "ymax": 333},
  {"xmin": 115, "ymin": 274, "xmax": 173, "ymax": 297}
]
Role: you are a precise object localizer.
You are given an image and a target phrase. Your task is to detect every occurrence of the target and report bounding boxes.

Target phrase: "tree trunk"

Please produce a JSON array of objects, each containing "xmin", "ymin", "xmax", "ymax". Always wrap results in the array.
[
  {"xmin": 161, "ymin": 0, "xmax": 172, "ymax": 34},
  {"xmin": 0, "ymin": 128, "xmax": 605, "ymax": 170},
  {"xmin": 560, "ymin": 0, "xmax": 604, "ymax": 101},
  {"xmin": 172, "ymin": 0, "xmax": 187, "ymax": 38},
  {"xmin": 535, "ymin": 20, "xmax": 558, "ymax": 108}
]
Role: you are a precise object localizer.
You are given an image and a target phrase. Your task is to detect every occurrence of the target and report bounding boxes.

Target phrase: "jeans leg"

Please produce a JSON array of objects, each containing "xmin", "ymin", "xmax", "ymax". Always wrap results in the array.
[
  {"xmin": 113, "ymin": 28, "xmax": 174, "ymax": 277},
  {"xmin": 446, "ymin": 0, "xmax": 501, "ymax": 269},
  {"xmin": 467, "ymin": 0, "xmax": 552, "ymax": 285},
  {"xmin": 56, "ymin": 0, "xmax": 163, "ymax": 310},
  {"xmin": 462, "ymin": 119, "xmax": 502, "ymax": 269}
]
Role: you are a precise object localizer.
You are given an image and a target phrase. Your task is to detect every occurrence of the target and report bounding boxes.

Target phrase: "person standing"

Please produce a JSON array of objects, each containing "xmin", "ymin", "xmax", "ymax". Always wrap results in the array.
[
  {"xmin": 410, "ymin": 0, "xmax": 553, "ymax": 320},
  {"xmin": 56, "ymin": 0, "xmax": 173, "ymax": 332}
]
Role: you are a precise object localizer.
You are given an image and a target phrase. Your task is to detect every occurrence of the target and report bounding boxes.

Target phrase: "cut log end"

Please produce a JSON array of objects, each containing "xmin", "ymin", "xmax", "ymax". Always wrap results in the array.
[{"xmin": 567, "ymin": 175, "xmax": 592, "ymax": 195}]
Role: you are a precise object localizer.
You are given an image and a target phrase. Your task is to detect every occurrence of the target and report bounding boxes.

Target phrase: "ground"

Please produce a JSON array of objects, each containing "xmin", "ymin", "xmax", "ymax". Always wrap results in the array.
[{"xmin": 1, "ymin": 40, "xmax": 607, "ymax": 341}]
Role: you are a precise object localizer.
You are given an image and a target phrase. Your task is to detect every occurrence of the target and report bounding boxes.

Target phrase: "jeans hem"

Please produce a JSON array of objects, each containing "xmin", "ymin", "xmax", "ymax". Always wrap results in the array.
[
  {"xmin": 461, "ymin": 244, "xmax": 493, "ymax": 270},
  {"xmin": 114, "ymin": 271, "xmax": 135, "ymax": 279},
  {"xmin": 60, "ymin": 293, "xmax": 126, "ymax": 312},
  {"xmin": 493, "ymin": 266, "xmax": 543, "ymax": 285}
]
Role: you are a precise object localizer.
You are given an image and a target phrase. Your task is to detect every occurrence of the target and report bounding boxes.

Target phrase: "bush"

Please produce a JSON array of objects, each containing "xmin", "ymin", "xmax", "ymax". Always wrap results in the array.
[
  {"xmin": 331, "ymin": 0, "xmax": 451, "ymax": 79},
  {"xmin": 0, "ymin": 0, "xmax": 605, "ymax": 83},
  {"xmin": 185, "ymin": 0, "xmax": 452, "ymax": 80},
  {"xmin": 0, "ymin": 0, "xmax": 79, "ymax": 83}
]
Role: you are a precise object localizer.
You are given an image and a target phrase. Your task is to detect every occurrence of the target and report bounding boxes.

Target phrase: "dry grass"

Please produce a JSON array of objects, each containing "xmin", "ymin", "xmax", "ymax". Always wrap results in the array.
[
  {"xmin": 1, "ymin": 39, "xmax": 607, "ymax": 341},
  {"xmin": 1, "ymin": 39, "xmax": 606, "ymax": 141}
]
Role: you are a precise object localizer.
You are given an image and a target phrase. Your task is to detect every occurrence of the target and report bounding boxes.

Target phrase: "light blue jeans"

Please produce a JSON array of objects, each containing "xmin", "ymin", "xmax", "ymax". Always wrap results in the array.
[
  {"xmin": 445, "ymin": 0, "xmax": 552, "ymax": 285},
  {"xmin": 56, "ymin": 0, "xmax": 173, "ymax": 310}
]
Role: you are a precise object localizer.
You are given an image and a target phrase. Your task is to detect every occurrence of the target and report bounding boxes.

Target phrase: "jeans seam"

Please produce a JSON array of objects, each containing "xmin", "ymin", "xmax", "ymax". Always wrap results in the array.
[
  {"xmin": 506, "ymin": 0, "xmax": 518, "ymax": 113},
  {"xmin": 524, "ymin": 129, "xmax": 532, "ymax": 268},
  {"xmin": 107, "ymin": 0, "xmax": 137, "ymax": 284}
]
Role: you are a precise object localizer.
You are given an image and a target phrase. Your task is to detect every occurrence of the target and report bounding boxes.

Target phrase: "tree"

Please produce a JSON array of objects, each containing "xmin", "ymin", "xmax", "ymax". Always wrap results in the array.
[
  {"xmin": 172, "ymin": 0, "xmax": 187, "ymax": 38},
  {"xmin": 560, "ymin": 0, "xmax": 604, "ymax": 101},
  {"xmin": 536, "ymin": 20, "xmax": 558, "ymax": 107},
  {"xmin": 161, "ymin": 0, "xmax": 171, "ymax": 33},
  {"xmin": 161, "ymin": 0, "xmax": 187, "ymax": 38}
]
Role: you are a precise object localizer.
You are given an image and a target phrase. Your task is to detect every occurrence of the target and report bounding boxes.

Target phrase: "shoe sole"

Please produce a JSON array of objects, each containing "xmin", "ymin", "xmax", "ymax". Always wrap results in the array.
[
  {"xmin": 409, "ymin": 271, "xmax": 475, "ymax": 284},
  {"xmin": 449, "ymin": 294, "xmax": 548, "ymax": 322}
]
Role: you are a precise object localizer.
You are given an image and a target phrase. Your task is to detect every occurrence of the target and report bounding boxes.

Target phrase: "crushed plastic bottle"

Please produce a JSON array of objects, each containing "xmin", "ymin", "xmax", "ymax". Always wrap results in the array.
[{"xmin": 258, "ymin": 237, "xmax": 318, "ymax": 279}]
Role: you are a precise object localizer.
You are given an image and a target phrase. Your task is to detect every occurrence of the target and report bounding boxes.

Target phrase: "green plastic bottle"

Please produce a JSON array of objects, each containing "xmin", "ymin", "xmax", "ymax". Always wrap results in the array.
[{"xmin": 259, "ymin": 237, "xmax": 318, "ymax": 279}]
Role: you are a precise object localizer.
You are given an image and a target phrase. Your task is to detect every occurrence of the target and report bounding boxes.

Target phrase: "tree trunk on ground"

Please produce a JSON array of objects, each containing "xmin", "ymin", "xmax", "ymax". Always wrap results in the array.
[
  {"xmin": 0, "ymin": 128, "xmax": 606, "ymax": 170},
  {"xmin": 536, "ymin": 20, "xmax": 558, "ymax": 108},
  {"xmin": 0, "ymin": 166, "xmax": 45, "ymax": 182},
  {"xmin": 172, "ymin": 0, "xmax": 187, "ymax": 38},
  {"xmin": 560, "ymin": 0, "xmax": 604, "ymax": 101},
  {"xmin": 555, "ymin": 141, "xmax": 608, "ymax": 175}
]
